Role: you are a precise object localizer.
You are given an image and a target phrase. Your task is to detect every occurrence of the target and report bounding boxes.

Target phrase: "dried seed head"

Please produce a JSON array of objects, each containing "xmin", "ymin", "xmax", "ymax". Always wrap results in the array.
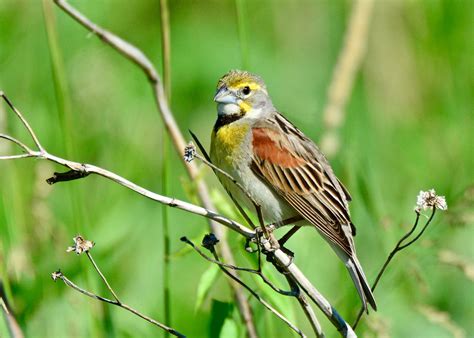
[
  {"xmin": 183, "ymin": 142, "xmax": 196, "ymax": 163},
  {"xmin": 51, "ymin": 270, "xmax": 63, "ymax": 281},
  {"xmin": 66, "ymin": 235, "xmax": 95, "ymax": 255},
  {"xmin": 415, "ymin": 189, "xmax": 448, "ymax": 213}
]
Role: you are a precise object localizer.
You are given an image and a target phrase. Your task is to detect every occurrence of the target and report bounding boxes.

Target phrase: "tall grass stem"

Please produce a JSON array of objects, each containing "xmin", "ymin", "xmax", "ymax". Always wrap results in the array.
[{"xmin": 159, "ymin": 0, "xmax": 172, "ymax": 335}]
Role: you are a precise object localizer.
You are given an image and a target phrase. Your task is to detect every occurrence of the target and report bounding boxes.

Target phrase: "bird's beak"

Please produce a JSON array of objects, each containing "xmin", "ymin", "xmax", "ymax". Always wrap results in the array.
[{"xmin": 214, "ymin": 87, "xmax": 236, "ymax": 104}]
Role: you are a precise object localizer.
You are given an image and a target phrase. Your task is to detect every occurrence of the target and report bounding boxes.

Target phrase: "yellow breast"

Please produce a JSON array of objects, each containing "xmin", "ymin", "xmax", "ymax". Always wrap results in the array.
[{"xmin": 211, "ymin": 123, "xmax": 250, "ymax": 167}]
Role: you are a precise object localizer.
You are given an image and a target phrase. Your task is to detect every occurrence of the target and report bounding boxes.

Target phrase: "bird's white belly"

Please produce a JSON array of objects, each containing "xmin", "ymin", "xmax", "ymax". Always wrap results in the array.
[{"xmin": 220, "ymin": 161, "xmax": 297, "ymax": 225}]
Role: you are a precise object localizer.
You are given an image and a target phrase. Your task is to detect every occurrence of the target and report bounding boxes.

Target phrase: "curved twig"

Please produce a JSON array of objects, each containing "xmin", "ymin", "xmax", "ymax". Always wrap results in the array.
[
  {"xmin": 352, "ymin": 208, "xmax": 437, "ymax": 328},
  {"xmin": 181, "ymin": 236, "xmax": 295, "ymax": 296},
  {"xmin": 0, "ymin": 92, "xmax": 44, "ymax": 152},
  {"xmin": 0, "ymin": 133, "xmax": 34, "ymax": 154},
  {"xmin": 51, "ymin": 270, "xmax": 185, "ymax": 337}
]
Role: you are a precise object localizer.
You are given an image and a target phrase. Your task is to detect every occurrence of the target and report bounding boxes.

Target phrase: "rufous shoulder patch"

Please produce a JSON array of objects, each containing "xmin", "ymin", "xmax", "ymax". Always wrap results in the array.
[{"xmin": 252, "ymin": 128, "xmax": 304, "ymax": 168}]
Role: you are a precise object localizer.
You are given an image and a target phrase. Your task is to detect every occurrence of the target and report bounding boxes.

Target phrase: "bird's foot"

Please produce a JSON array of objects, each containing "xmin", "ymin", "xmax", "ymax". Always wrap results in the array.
[{"xmin": 250, "ymin": 225, "xmax": 280, "ymax": 252}]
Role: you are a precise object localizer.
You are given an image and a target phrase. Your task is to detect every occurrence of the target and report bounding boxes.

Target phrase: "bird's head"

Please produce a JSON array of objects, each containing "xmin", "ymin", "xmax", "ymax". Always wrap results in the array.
[{"xmin": 214, "ymin": 70, "xmax": 272, "ymax": 119}]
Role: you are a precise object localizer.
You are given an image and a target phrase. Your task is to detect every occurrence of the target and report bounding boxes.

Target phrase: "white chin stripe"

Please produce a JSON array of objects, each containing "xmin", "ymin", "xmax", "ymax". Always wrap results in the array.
[
  {"xmin": 245, "ymin": 107, "xmax": 263, "ymax": 119},
  {"xmin": 217, "ymin": 103, "xmax": 241, "ymax": 116}
]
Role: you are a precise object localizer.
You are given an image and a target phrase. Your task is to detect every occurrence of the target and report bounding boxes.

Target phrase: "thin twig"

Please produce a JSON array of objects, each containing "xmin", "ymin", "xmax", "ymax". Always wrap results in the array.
[
  {"xmin": 86, "ymin": 252, "xmax": 121, "ymax": 304},
  {"xmin": 181, "ymin": 236, "xmax": 295, "ymax": 296},
  {"xmin": 398, "ymin": 209, "xmax": 436, "ymax": 250},
  {"xmin": 188, "ymin": 134, "xmax": 262, "ymax": 229},
  {"xmin": 284, "ymin": 275, "xmax": 324, "ymax": 338},
  {"xmin": 352, "ymin": 208, "xmax": 437, "ymax": 328},
  {"xmin": 0, "ymin": 93, "xmax": 44, "ymax": 153},
  {"xmin": 51, "ymin": 1, "xmax": 256, "ymax": 332},
  {"xmin": 0, "ymin": 153, "xmax": 34, "ymax": 160},
  {"xmin": 0, "ymin": 297, "xmax": 24, "ymax": 338},
  {"xmin": 320, "ymin": 0, "xmax": 374, "ymax": 157},
  {"xmin": 51, "ymin": 271, "xmax": 185, "ymax": 337},
  {"xmin": 197, "ymin": 236, "xmax": 306, "ymax": 338},
  {"xmin": 0, "ymin": 134, "xmax": 33, "ymax": 154}
]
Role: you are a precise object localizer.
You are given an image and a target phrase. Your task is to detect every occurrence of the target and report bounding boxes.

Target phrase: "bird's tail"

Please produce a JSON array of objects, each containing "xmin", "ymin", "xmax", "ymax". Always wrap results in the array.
[
  {"xmin": 328, "ymin": 241, "xmax": 377, "ymax": 311},
  {"xmin": 345, "ymin": 255, "xmax": 377, "ymax": 312}
]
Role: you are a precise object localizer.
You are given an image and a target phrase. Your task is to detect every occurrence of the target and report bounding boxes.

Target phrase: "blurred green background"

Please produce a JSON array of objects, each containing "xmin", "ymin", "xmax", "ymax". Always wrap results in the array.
[{"xmin": 0, "ymin": 0, "xmax": 473, "ymax": 337}]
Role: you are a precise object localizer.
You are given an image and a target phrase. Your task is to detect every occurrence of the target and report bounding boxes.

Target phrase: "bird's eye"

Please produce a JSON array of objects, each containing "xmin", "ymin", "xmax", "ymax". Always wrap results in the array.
[{"xmin": 242, "ymin": 86, "xmax": 251, "ymax": 95}]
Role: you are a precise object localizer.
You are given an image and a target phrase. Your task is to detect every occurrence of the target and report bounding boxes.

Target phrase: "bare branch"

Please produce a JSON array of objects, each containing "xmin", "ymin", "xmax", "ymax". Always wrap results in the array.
[
  {"xmin": 0, "ymin": 133, "xmax": 34, "ymax": 154},
  {"xmin": 51, "ymin": 270, "xmax": 184, "ymax": 337},
  {"xmin": 187, "ymin": 134, "xmax": 277, "ymax": 245},
  {"xmin": 86, "ymin": 252, "xmax": 121, "ymax": 304},
  {"xmin": 284, "ymin": 275, "xmax": 324, "ymax": 338},
  {"xmin": 188, "ymin": 133, "xmax": 258, "ymax": 229},
  {"xmin": 271, "ymin": 248, "xmax": 357, "ymax": 338},
  {"xmin": 0, "ymin": 154, "xmax": 34, "ymax": 160},
  {"xmin": 0, "ymin": 92, "xmax": 44, "ymax": 153}
]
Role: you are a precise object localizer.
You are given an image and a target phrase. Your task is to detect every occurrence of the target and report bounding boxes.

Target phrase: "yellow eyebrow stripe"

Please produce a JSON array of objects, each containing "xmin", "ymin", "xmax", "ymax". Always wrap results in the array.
[{"xmin": 234, "ymin": 82, "xmax": 261, "ymax": 90}]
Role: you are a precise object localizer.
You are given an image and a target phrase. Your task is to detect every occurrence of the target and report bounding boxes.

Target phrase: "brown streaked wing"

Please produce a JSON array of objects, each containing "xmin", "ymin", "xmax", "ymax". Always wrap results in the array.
[{"xmin": 251, "ymin": 123, "xmax": 354, "ymax": 256}]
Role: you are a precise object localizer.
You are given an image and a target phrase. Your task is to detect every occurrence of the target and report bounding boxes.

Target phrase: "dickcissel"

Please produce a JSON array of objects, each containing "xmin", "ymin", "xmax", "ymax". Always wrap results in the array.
[{"xmin": 210, "ymin": 70, "xmax": 376, "ymax": 311}]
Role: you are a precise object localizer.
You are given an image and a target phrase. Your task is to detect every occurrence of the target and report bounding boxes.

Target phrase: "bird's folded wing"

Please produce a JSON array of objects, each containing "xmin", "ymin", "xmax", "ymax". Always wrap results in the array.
[{"xmin": 251, "ymin": 124, "xmax": 354, "ymax": 256}]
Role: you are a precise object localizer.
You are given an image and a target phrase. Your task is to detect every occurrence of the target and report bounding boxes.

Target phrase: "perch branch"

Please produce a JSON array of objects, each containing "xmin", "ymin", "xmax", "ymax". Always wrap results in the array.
[
  {"xmin": 51, "ymin": 1, "xmax": 257, "ymax": 333},
  {"xmin": 271, "ymin": 248, "xmax": 356, "ymax": 337}
]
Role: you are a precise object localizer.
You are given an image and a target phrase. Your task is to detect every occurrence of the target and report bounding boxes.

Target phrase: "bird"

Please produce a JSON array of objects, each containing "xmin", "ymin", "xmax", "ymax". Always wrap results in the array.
[{"xmin": 209, "ymin": 69, "xmax": 377, "ymax": 311}]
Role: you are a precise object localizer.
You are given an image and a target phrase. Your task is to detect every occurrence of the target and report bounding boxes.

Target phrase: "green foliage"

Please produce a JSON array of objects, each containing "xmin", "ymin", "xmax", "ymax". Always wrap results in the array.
[
  {"xmin": 195, "ymin": 264, "xmax": 221, "ymax": 312},
  {"xmin": 0, "ymin": 0, "xmax": 472, "ymax": 337},
  {"xmin": 209, "ymin": 300, "xmax": 234, "ymax": 338}
]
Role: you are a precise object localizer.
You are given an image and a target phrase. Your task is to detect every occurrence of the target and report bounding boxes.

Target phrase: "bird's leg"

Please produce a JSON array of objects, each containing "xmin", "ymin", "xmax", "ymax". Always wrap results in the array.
[
  {"xmin": 274, "ymin": 216, "xmax": 304, "ymax": 257},
  {"xmin": 278, "ymin": 226, "xmax": 301, "ymax": 247},
  {"xmin": 254, "ymin": 205, "xmax": 282, "ymax": 252}
]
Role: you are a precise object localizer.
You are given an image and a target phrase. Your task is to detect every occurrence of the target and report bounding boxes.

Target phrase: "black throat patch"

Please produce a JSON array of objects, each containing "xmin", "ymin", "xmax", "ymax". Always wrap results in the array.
[{"xmin": 213, "ymin": 113, "xmax": 244, "ymax": 132}]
